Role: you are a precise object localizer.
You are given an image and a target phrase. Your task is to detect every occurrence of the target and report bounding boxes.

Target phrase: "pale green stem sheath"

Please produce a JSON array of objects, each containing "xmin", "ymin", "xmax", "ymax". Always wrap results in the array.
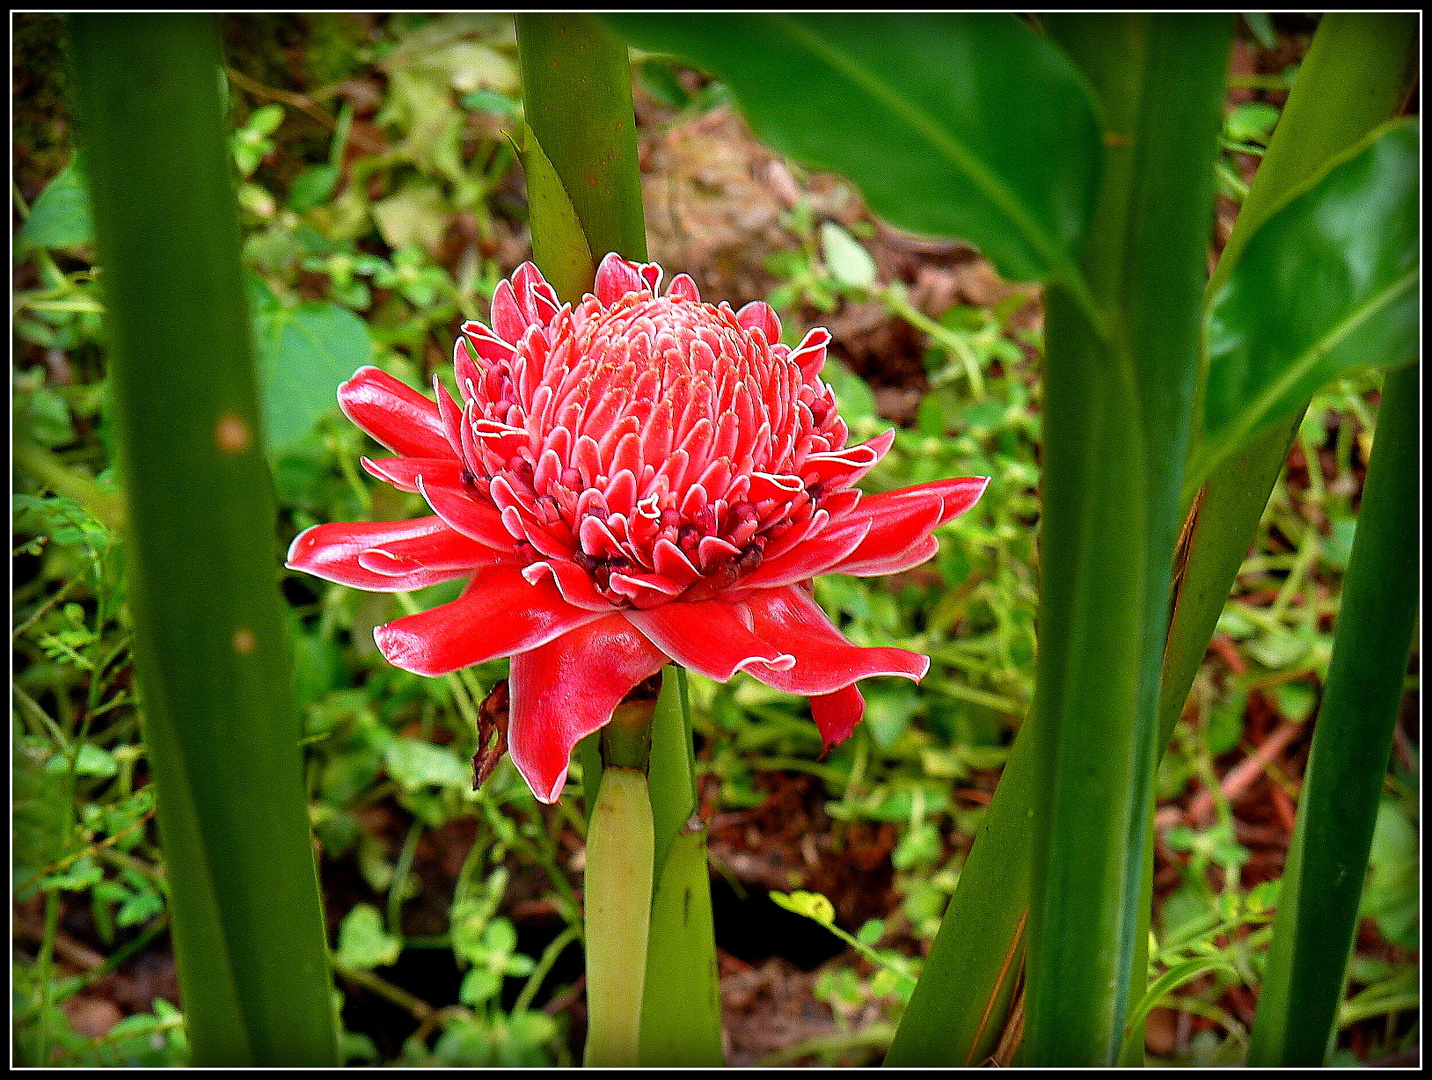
[{"xmin": 583, "ymin": 765, "xmax": 656, "ymax": 1067}]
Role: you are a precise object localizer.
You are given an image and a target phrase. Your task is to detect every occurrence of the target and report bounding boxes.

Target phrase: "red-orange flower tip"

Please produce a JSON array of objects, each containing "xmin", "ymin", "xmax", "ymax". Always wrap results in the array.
[{"xmin": 286, "ymin": 254, "xmax": 987, "ymax": 802}]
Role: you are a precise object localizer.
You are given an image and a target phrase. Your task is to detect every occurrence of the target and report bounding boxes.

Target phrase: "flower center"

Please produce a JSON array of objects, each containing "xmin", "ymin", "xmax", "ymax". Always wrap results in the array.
[{"xmin": 455, "ymin": 288, "xmax": 854, "ymax": 608}]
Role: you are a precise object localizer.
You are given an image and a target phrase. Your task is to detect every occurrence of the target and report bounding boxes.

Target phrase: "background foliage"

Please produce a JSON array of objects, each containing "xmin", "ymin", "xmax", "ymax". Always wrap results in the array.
[{"xmin": 12, "ymin": 12, "xmax": 1417, "ymax": 1066}]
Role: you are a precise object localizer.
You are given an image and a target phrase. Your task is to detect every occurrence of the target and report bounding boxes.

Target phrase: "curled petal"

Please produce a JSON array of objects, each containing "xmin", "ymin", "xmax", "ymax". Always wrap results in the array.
[
  {"xmin": 374, "ymin": 564, "xmax": 604, "ymax": 676},
  {"xmin": 362, "ymin": 456, "xmax": 462, "ymax": 494},
  {"xmin": 803, "ymin": 429, "xmax": 895, "ymax": 489},
  {"xmin": 508, "ymin": 615, "xmax": 668, "ymax": 803},
  {"xmin": 521, "ymin": 559, "xmax": 615, "ymax": 612},
  {"xmin": 338, "ymin": 366, "xmax": 452, "ymax": 459},
  {"xmin": 811, "ymin": 684, "xmax": 865, "ymax": 751},
  {"xmin": 287, "ymin": 517, "xmax": 484, "ymax": 592},
  {"xmin": 742, "ymin": 585, "xmax": 929, "ymax": 695},
  {"xmin": 625, "ymin": 600, "xmax": 794, "ymax": 682},
  {"xmin": 790, "ymin": 327, "xmax": 831, "ymax": 381}
]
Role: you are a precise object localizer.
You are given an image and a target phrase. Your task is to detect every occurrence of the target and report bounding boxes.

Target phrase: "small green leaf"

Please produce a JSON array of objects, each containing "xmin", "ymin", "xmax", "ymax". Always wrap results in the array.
[
  {"xmin": 1226, "ymin": 101, "xmax": 1280, "ymax": 145},
  {"xmin": 769, "ymin": 889, "xmax": 836, "ymax": 926},
  {"xmin": 337, "ymin": 904, "xmax": 402, "ymax": 969},
  {"xmin": 1197, "ymin": 120, "xmax": 1418, "ymax": 483},
  {"xmin": 17, "ymin": 157, "xmax": 95, "ymax": 254},
  {"xmin": 383, "ymin": 738, "xmax": 472, "ymax": 792},
  {"xmin": 820, "ymin": 221, "xmax": 878, "ymax": 287},
  {"xmin": 257, "ymin": 301, "xmax": 373, "ymax": 452},
  {"xmin": 1360, "ymin": 798, "xmax": 1419, "ymax": 949},
  {"xmin": 46, "ymin": 743, "xmax": 119, "ymax": 778},
  {"xmin": 287, "ymin": 164, "xmax": 339, "ymax": 213}
]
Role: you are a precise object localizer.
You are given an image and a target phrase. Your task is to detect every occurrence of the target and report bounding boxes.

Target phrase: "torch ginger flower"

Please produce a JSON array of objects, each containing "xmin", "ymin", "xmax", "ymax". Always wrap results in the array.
[{"xmin": 288, "ymin": 255, "xmax": 987, "ymax": 802}]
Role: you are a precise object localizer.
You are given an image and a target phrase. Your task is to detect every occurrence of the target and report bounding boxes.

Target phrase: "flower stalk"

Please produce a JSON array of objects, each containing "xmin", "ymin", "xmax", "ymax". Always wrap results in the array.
[{"xmin": 583, "ymin": 764, "xmax": 656, "ymax": 1066}]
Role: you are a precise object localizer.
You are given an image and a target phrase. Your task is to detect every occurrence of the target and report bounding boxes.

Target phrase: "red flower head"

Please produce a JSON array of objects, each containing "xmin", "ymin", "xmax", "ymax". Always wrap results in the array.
[{"xmin": 288, "ymin": 255, "xmax": 987, "ymax": 802}]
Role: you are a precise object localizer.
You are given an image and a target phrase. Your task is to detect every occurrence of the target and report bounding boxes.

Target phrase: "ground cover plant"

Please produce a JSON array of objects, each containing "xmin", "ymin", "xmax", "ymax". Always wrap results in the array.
[{"xmin": 12, "ymin": 12, "xmax": 1419, "ymax": 1067}]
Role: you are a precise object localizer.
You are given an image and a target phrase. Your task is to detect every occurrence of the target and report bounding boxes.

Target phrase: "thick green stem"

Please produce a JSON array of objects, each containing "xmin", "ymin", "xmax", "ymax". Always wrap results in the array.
[
  {"xmin": 893, "ymin": 13, "xmax": 1415, "ymax": 1069},
  {"xmin": 1023, "ymin": 15, "xmax": 1231, "ymax": 1065},
  {"xmin": 516, "ymin": 14, "xmax": 647, "ymax": 267},
  {"xmin": 1247, "ymin": 363, "xmax": 1419, "ymax": 1065},
  {"xmin": 67, "ymin": 14, "xmax": 339, "ymax": 1065},
  {"xmin": 583, "ymin": 766, "xmax": 656, "ymax": 1067}
]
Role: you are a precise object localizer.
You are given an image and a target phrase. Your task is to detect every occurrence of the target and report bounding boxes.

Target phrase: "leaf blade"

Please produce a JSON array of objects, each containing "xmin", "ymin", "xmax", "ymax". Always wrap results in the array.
[
  {"xmin": 605, "ymin": 13, "xmax": 1102, "ymax": 288},
  {"xmin": 1195, "ymin": 120, "xmax": 1419, "ymax": 485}
]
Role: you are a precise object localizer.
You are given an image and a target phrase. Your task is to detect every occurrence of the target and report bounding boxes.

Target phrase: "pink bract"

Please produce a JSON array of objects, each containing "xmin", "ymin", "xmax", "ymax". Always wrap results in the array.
[{"xmin": 288, "ymin": 254, "xmax": 987, "ymax": 802}]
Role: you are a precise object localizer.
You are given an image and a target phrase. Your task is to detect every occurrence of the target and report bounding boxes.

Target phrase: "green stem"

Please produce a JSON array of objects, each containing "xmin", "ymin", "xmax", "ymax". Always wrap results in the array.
[
  {"xmin": 583, "ymin": 766, "xmax": 656, "ymax": 1067},
  {"xmin": 516, "ymin": 14, "xmax": 648, "ymax": 265},
  {"xmin": 68, "ymin": 14, "xmax": 339, "ymax": 1065},
  {"xmin": 1247, "ymin": 362, "xmax": 1419, "ymax": 1065},
  {"xmin": 1023, "ymin": 15, "xmax": 1231, "ymax": 1065}
]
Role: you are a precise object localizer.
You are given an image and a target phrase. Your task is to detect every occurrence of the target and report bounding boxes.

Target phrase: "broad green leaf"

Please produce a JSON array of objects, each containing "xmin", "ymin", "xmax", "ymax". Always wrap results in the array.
[
  {"xmin": 257, "ymin": 301, "xmax": 373, "ymax": 452},
  {"xmin": 17, "ymin": 156, "xmax": 95, "ymax": 254},
  {"xmin": 70, "ymin": 15, "xmax": 339, "ymax": 1065},
  {"xmin": 606, "ymin": 13, "xmax": 1101, "ymax": 288},
  {"xmin": 1197, "ymin": 120, "xmax": 1418, "ymax": 484}
]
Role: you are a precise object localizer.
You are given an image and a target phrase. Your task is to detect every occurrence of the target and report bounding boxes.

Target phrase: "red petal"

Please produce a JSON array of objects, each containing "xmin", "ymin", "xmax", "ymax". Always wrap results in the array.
[
  {"xmin": 625, "ymin": 600, "xmax": 794, "ymax": 682},
  {"xmin": 839, "ymin": 534, "xmax": 940, "ymax": 577},
  {"xmin": 928, "ymin": 475, "xmax": 989, "ymax": 526},
  {"xmin": 508, "ymin": 615, "xmax": 667, "ymax": 803},
  {"xmin": 362, "ymin": 456, "xmax": 462, "ymax": 494},
  {"xmin": 417, "ymin": 476, "xmax": 516, "ymax": 550},
  {"xmin": 338, "ymin": 366, "xmax": 452, "ymax": 459},
  {"xmin": 824, "ymin": 491, "xmax": 943, "ymax": 575},
  {"xmin": 374, "ymin": 564, "xmax": 604, "ymax": 676},
  {"xmin": 357, "ymin": 528, "xmax": 499, "ymax": 589},
  {"xmin": 521, "ymin": 559, "xmax": 614, "ymax": 612},
  {"xmin": 790, "ymin": 327, "xmax": 831, "ymax": 381},
  {"xmin": 594, "ymin": 253, "xmax": 648, "ymax": 305},
  {"xmin": 665, "ymin": 274, "xmax": 700, "ymax": 302},
  {"xmin": 490, "ymin": 278, "xmax": 528, "ymax": 344},
  {"xmin": 802, "ymin": 429, "xmax": 895, "ymax": 489},
  {"xmin": 287, "ymin": 517, "xmax": 480, "ymax": 592},
  {"xmin": 811, "ymin": 684, "xmax": 864, "ymax": 751},
  {"xmin": 736, "ymin": 300, "xmax": 781, "ymax": 344},
  {"xmin": 741, "ymin": 586, "xmax": 928, "ymax": 695},
  {"xmin": 739, "ymin": 514, "xmax": 872, "ymax": 589}
]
